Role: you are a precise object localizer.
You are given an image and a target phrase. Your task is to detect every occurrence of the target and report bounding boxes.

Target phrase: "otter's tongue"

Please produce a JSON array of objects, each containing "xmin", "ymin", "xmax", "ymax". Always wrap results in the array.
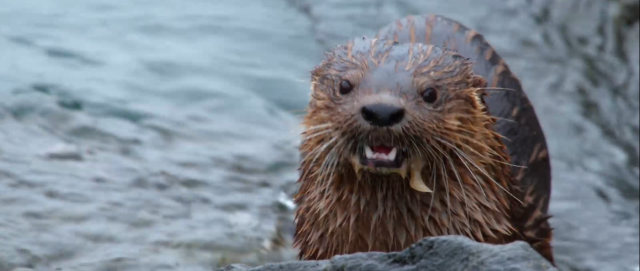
[{"xmin": 371, "ymin": 146, "xmax": 393, "ymax": 155}]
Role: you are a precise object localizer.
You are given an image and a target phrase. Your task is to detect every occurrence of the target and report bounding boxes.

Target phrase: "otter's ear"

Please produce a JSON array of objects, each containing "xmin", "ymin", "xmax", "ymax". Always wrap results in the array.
[{"xmin": 470, "ymin": 75, "xmax": 487, "ymax": 88}]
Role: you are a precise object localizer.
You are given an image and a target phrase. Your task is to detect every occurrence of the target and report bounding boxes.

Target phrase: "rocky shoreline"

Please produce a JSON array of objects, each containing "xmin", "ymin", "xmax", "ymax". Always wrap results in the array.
[{"xmin": 217, "ymin": 236, "xmax": 557, "ymax": 271}]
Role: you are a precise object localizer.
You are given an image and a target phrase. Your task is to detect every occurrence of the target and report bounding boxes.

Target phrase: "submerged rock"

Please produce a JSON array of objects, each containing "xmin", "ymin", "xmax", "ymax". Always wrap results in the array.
[{"xmin": 216, "ymin": 235, "xmax": 557, "ymax": 271}]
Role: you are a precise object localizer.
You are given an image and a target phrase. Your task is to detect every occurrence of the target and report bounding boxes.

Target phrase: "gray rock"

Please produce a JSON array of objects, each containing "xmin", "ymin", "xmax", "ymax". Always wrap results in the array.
[{"xmin": 216, "ymin": 236, "xmax": 557, "ymax": 271}]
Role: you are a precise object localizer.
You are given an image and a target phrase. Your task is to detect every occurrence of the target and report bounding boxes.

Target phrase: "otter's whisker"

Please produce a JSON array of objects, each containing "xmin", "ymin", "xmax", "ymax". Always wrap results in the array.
[
  {"xmin": 322, "ymin": 151, "xmax": 339, "ymax": 201},
  {"xmin": 456, "ymin": 148, "xmax": 487, "ymax": 198},
  {"xmin": 322, "ymin": 140, "xmax": 344, "ymax": 185},
  {"xmin": 448, "ymin": 157, "xmax": 470, "ymax": 223},
  {"xmin": 429, "ymin": 139, "xmax": 462, "ymax": 232},
  {"xmin": 490, "ymin": 159, "xmax": 527, "ymax": 168},
  {"xmin": 437, "ymin": 126, "xmax": 507, "ymax": 160},
  {"xmin": 448, "ymin": 141, "xmax": 523, "ymax": 205},
  {"xmin": 492, "ymin": 116, "xmax": 517, "ymax": 124},
  {"xmin": 327, "ymin": 142, "xmax": 343, "ymax": 182},
  {"xmin": 479, "ymin": 87, "xmax": 518, "ymax": 92},
  {"xmin": 423, "ymin": 141, "xmax": 440, "ymax": 164},
  {"xmin": 409, "ymin": 138, "xmax": 424, "ymax": 159},
  {"xmin": 303, "ymin": 129, "xmax": 334, "ymax": 141},
  {"xmin": 318, "ymin": 141, "xmax": 340, "ymax": 181},
  {"xmin": 300, "ymin": 136, "xmax": 338, "ymax": 183},
  {"xmin": 315, "ymin": 142, "xmax": 343, "ymax": 224},
  {"xmin": 434, "ymin": 137, "xmax": 488, "ymax": 198},
  {"xmin": 440, "ymin": 155, "xmax": 452, "ymax": 231},
  {"xmin": 445, "ymin": 112, "xmax": 516, "ymax": 124},
  {"xmin": 426, "ymin": 160, "xmax": 438, "ymax": 225},
  {"xmin": 429, "ymin": 139, "xmax": 453, "ymax": 168},
  {"xmin": 308, "ymin": 135, "xmax": 337, "ymax": 157},
  {"xmin": 442, "ymin": 121, "xmax": 511, "ymax": 143},
  {"xmin": 303, "ymin": 123, "xmax": 334, "ymax": 132},
  {"xmin": 439, "ymin": 134, "xmax": 526, "ymax": 169},
  {"xmin": 459, "ymin": 141, "xmax": 526, "ymax": 169}
]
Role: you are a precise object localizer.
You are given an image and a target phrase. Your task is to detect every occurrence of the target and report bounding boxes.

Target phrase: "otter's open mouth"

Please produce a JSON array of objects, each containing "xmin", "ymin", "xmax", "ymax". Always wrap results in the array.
[
  {"xmin": 351, "ymin": 144, "xmax": 433, "ymax": 193},
  {"xmin": 360, "ymin": 145, "xmax": 404, "ymax": 168}
]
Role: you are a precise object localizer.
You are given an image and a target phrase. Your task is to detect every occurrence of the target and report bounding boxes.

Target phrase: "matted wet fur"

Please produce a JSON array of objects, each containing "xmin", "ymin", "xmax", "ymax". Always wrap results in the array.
[{"xmin": 293, "ymin": 14, "xmax": 554, "ymax": 265}]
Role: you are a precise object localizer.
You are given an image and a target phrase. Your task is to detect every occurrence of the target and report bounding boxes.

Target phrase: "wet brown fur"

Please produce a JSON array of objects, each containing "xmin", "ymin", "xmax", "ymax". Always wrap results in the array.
[{"xmin": 293, "ymin": 37, "xmax": 554, "ymax": 263}]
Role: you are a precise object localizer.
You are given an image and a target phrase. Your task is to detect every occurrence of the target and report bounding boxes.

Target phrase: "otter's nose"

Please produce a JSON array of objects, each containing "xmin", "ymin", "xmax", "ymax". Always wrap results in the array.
[{"xmin": 361, "ymin": 104, "xmax": 405, "ymax": 127}]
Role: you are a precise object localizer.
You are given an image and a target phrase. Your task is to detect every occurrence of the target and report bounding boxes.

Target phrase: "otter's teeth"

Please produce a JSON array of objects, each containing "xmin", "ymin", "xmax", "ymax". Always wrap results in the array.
[
  {"xmin": 383, "ymin": 160, "xmax": 408, "ymax": 178},
  {"xmin": 397, "ymin": 161, "xmax": 408, "ymax": 179},
  {"xmin": 351, "ymin": 156, "xmax": 363, "ymax": 177},
  {"xmin": 409, "ymin": 160, "xmax": 433, "ymax": 193},
  {"xmin": 365, "ymin": 145, "xmax": 374, "ymax": 159},
  {"xmin": 388, "ymin": 148, "xmax": 397, "ymax": 161}
]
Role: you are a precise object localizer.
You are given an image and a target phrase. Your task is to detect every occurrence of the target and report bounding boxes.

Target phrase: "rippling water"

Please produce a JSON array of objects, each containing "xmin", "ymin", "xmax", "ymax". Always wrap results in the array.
[{"xmin": 0, "ymin": 0, "xmax": 637, "ymax": 271}]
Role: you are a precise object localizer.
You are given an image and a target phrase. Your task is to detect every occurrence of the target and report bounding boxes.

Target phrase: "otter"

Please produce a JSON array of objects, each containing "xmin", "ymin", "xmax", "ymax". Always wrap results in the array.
[{"xmin": 293, "ymin": 14, "xmax": 554, "ymax": 264}]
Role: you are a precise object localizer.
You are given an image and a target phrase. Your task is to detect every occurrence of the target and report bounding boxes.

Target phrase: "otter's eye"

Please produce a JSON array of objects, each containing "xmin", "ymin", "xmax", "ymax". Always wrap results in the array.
[
  {"xmin": 339, "ymin": 80, "xmax": 353, "ymax": 95},
  {"xmin": 422, "ymin": 87, "xmax": 438, "ymax": 104}
]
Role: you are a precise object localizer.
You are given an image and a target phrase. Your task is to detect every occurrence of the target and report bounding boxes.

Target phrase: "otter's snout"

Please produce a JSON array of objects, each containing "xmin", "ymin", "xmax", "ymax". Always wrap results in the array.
[{"xmin": 361, "ymin": 104, "xmax": 405, "ymax": 127}]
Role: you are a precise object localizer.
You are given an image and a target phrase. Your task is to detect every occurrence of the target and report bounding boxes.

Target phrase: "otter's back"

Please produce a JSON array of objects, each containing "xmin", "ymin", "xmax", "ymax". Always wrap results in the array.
[{"xmin": 375, "ymin": 14, "xmax": 552, "ymax": 214}]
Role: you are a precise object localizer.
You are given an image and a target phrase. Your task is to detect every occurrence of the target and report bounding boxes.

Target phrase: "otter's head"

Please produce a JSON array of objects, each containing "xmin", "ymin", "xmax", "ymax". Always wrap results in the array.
[{"xmin": 300, "ymin": 37, "xmax": 500, "ymax": 193}]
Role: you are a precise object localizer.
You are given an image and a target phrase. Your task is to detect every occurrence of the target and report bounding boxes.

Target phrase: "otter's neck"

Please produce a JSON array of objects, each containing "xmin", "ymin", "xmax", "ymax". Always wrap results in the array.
[{"xmin": 293, "ymin": 146, "xmax": 521, "ymax": 260}]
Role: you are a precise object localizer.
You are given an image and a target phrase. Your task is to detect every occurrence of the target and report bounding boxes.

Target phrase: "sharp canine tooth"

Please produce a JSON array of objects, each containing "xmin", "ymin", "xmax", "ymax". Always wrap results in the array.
[
  {"xmin": 387, "ymin": 161, "xmax": 408, "ymax": 178},
  {"xmin": 409, "ymin": 159, "xmax": 433, "ymax": 193},
  {"xmin": 388, "ymin": 148, "xmax": 397, "ymax": 160},
  {"xmin": 365, "ymin": 146, "xmax": 373, "ymax": 159},
  {"xmin": 398, "ymin": 161, "xmax": 408, "ymax": 178},
  {"xmin": 351, "ymin": 156, "xmax": 363, "ymax": 179}
]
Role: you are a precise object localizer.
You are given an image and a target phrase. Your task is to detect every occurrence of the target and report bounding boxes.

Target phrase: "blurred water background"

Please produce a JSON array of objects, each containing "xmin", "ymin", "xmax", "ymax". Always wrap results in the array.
[{"xmin": 0, "ymin": 0, "xmax": 638, "ymax": 270}]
